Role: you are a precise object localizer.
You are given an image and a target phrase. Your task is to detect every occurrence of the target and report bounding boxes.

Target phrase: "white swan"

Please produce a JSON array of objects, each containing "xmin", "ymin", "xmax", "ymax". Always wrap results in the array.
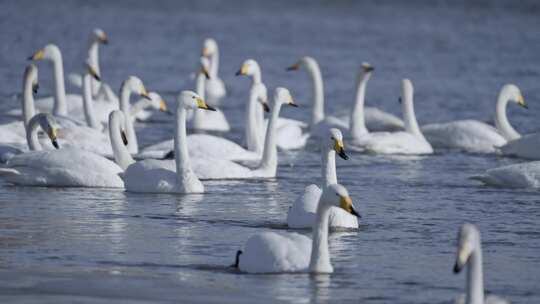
[
  {"xmin": 287, "ymin": 128, "xmax": 358, "ymax": 229},
  {"xmin": 190, "ymin": 56, "xmax": 230, "ymax": 132},
  {"xmin": 353, "ymin": 79, "xmax": 433, "ymax": 155},
  {"xmin": 421, "ymin": 84, "xmax": 526, "ymax": 153},
  {"xmin": 471, "ymin": 161, "xmax": 540, "ymax": 189},
  {"xmin": 201, "ymin": 38, "xmax": 226, "ymax": 106},
  {"xmin": 236, "ymin": 184, "xmax": 359, "ymax": 273},
  {"xmin": 453, "ymin": 224, "xmax": 509, "ymax": 304},
  {"xmin": 287, "ymin": 56, "xmax": 404, "ymax": 137},
  {"xmin": 190, "ymin": 87, "xmax": 297, "ymax": 179},
  {"xmin": 108, "ymin": 110, "xmax": 134, "ymax": 171},
  {"xmin": 498, "ymin": 133, "xmax": 540, "ymax": 160},
  {"xmin": 123, "ymin": 91, "xmax": 215, "ymax": 193},
  {"xmin": 0, "ymin": 113, "xmax": 124, "ymax": 188}
]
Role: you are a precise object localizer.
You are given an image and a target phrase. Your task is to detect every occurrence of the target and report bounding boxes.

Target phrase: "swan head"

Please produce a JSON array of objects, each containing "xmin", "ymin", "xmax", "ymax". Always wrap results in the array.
[
  {"xmin": 328, "ymin": 128, "xmax": 348, "ymax": 160},
  {"xmin": 361, "ymin": 62, "xmax": 374, "ymax": 81},
  {"xmin": 321, "ymin": 184, "xmax": 360, "ymax": 217},
  {"xmin": 273, "ymin": 87, "xmax": 297, "ymax": 108},
  {"xmin": 286, "ymin": 56, "xmax": 317, "ymax": 72},
  {"xmin": 124, "ymin": 76, "xmax": 151, "ymax": 100},
  {"xmin": 24, "ymin": 64, "xmax": 39, "ymax": 94},
  {"xmin": 37, "ymin": 113, "xmax": 60, "ymax": 149},
  {"xmin": 92, "ymin": 28, "xmax": 109, "ymax": 45},
  {"xmin": 147, "ymin": 92, "xmax": 171, "ymax": 114},
  {"xmin": 109, "ymin": 110, "xmax": 129, "ymax": 145},
  {"xmin": 178, "ymin": 91, "xmax": 216, "ymax": 111},
  {"xmin": 198, "ymin": 56, "xmax": 210, "ymax": 79},
  {"xmin": 501, "ymin": 84, "xmax": 527, "ymax": 109},
  {"xmin": 453, "ymin": 223, "xmax": 480, "ymax": 274},
  {"xmin": 236, "ymin": 59, "xmax": 260, "ymax": 77},
  {"xmin": 28, "ymin": 44, "xmax": 61, "ymax": 62},
  {"xmin": 202, "ymin": 38, "xmax": 218, "ymax": 57}
]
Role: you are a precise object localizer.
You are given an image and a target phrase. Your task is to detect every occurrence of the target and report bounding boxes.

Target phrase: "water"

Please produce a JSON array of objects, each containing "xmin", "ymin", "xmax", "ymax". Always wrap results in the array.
[{"xmin": 1, "ymin": 0, "xmax": 540, "ymax": 303}]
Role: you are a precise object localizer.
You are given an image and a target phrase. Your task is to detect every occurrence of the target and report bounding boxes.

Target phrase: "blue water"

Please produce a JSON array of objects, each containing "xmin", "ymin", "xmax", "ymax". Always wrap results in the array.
[{"xmin": 1, "ymin": 0, "xmax": 540, "ymax": 303}]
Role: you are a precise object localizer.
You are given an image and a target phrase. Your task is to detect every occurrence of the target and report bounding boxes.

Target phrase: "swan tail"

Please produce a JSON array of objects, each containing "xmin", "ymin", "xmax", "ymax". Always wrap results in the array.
[
  {"xmin": 67, "ymin": 73, "xmax": 83, "ymax": 88},
  {"xmin": 231, "ymin": 250, "xmax": 243, "ymax": 268},
  {"xmin": 0, "ymin": 168, "xmax": 20, "ymax": 177}
]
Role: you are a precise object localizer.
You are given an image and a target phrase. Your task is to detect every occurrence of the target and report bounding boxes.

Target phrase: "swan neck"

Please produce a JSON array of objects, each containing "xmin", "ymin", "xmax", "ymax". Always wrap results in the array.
[
  {"xmin": 120, "ymin": 85, "xmax": 138, "ymax": 153},
  {"xmin": 309, "ymin": 202, "xmax": 332, "ymax": 273},
  {"xmin": 251, "ymin": 69, "xmax": 262, "ymax": 84},
  {"xmin": 26, "ymin": 116, "xmax": 42, "ymax": 151},
  {"xmin": 52, "ymin": 54, "xmax": 67, "ymax": 116},
  {"xmin": 322, "ymin": 147, "xmax": 337, "ymax": 187},
  {"xmin": 245, "ymin": 87, "xmax": 264, "ymax": 154},
  {"xmin": 210, "ymin": 50, "xmax": 219, "ymax": 78},
  {"xmin": 402, "ymin": 89, "xmax": 424, "ymax": 139},
  {"xmin": 466, "ymin": 242, "xmax": 484, "ymax": 304},
  {"xmin": 495, "ymin": 91, "xmax": 520, "ymax": 141},
  {"xmin": 309, "ymin": 64, "xmax": 325, "ymax": 125},
  {"xmin": 87, "ymin": 41, "xmax": 101, "ymax": 96},
  {"xmin": 109, "ymin": 116, "xmax": 135, "ymax": 171},
  {"xmin": 351, "ymin": 72, "xmax": 370, "ymax": 139},
  {"xmin": 22, "ymin": 74, "xmax": 36, "ymax": 131},
  {"xmin": 175, "ymin": 106, "xmax": 191, "ymax": 175},
  {"xmin": 259, "ymin": 102, "xmax": 281, "ymax": 174},
  {"xmin": 82, "ymin": 74, "xmax": 100, "ymax": 129}
]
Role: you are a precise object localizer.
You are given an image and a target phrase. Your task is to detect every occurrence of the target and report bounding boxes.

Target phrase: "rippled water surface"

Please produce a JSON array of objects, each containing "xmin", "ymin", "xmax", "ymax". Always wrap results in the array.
[{"xmin": 1, "ymin": 0, "xmax": 540, "ymax": 303}]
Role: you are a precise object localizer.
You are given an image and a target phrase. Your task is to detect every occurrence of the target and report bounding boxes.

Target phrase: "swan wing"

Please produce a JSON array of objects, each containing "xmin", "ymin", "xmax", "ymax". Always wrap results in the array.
[
  {"xmin": 365, "ymin": 132, "xmax": 433, "ymax": 155},
  {"xmin": 287, "ymin": 184, "xmax": 321, "ymax": 228},
  {"xmin": 499, "ymin": 133, "xmax": 540, "ymax": 160},
  {"xmin": 124, "ymin": 159, "xmax": 177, "ymax": 193},
  {"xmin": 471, "ymin": 161, "xmax": 540, "ymax": 189},
  {"xmin": 364, "ymin": 106, "xmax": 405, "ymax": 132},
  {"xmin": 190, "ymin": 109, "xmax": 230, "ymax": 132},
  {"xmin": 191, "ymin": 157, "xmax": 252, "ymax": 180}
]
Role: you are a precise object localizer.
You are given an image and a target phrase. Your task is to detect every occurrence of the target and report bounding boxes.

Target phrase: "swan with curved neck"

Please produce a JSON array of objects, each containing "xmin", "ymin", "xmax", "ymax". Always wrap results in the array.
[
  {"xmin": 350, "ymin": 63, "xmax": 374, "ymax": 140},
  {"xmin": 87, "ymin": 28, "xmax": 108, "ymax": 96},
  {"xmin": 288, "ymin": 56, "xmax": 325, "ymax": 127},
  {"xmin": 108, "ymin": 110, "xmax": 134, "ymax": 171},
  {"xmin": 118, "ymin": 76, "xmax": 151, "ymax": 154},
  {"xmin": 237, "ymin": 184, "xmax": 359, "ymax": 273},
  {"xmin": 201, "ymin": 38, "xmax": 226, "ymax": 105},
  {"xmin": 453, "ymin": 224, "xmax": 509, "ymax": 304},
  {"xmin": 81, "ymin": 62, "xmax": 102, "ymax": 129},
  {"xmin": 421, "ymin": 84, "xmax": 526, "ymax": 153},
  {"xmin": 123, "ymin": 91, "xmax": 216, "ymax": 193},
  {"xmin": 26, "ymin": 114, "xmax": 59, "ymax": 151}
]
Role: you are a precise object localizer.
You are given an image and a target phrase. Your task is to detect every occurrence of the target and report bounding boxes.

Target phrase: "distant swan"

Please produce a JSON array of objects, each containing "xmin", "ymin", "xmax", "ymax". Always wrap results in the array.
[
  {"xmin": 421, "ymin": 84, "xmax": 526, "ymax": 153},
  {"xmin": 201, "ymin": 38, "xmax": 226, "ymax": 106},
  {"xmin": 471, "ymin": 160, "xmax": 540, "ymax": 189},
  {"xmin": 287, "ymin": 128, "xmax": 359, "ymax": 229},
  {"xmin": 0, "ymin": 113, "xmax": 124, "ymax": 188},
  {"xmin": 236, "ymin": 184, "xmax": 359, "ymax": 273},
  {"xmin": 452, "ymin": 224, "xmax": 509, "ymax": 304},
  {"xmin": 123, "ymin": 91, "xmax": 215, "ymax": 193}
]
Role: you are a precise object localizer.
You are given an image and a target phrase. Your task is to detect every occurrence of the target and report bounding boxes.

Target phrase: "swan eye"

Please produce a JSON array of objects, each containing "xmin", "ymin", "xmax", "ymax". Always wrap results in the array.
[{"xmin": 335, "ymin": 193, "xmax": 339, "ymax": 197}]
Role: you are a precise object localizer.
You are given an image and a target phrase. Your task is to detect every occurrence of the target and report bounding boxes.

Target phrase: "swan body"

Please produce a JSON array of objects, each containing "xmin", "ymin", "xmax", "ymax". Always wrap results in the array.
[
  {"xmin": 191, "ymin": 87, "xmax": 296, "ymax": 179},
  {"xmin": 202, "ymin": 38, "xmax": 226, "ymax": 105},
  {"xmin": 123, "ymin": 91, "xmax": 213, "ymax": 194},
  {"xmin": 498, "ymin": 133, "xmax": 540, "ymax": 160},
  {"xmin": 0, "ymin": 113, "xmax": 123, "ymax": 188},
  {"xmin": 421, "ymin": 84, "xmax": 526, "ymax": 153},
  {"xmin": 471, "ymin": 161, "xmax": 540, "ymax": 189},
  {"xmin": 238, "ymin": 184, "xmax": 359, "ymax": 273},
  {"xmin": 355, "ymin": 79, "xmax": 433, "ymax": 155},
  {"xmin": 287, "ymin": 128, "xmax": 358, "ymax": 229},
  {"xmin": 453, "ymin": 224, "xmax": 510, "ymax": 304}
]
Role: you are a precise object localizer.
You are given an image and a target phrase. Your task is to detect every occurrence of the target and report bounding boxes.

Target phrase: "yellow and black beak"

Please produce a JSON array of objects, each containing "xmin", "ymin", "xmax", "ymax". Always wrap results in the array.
[
  {"xmin": 196, "ymin": 97, "xmax": 216, "ymax": 111},
  {"xmin": 235, "ymin": 64, "xmax": 248, "ymax": 76},
  {"xmin": 261, "ymin": 102, "xmax": 270, "ymax": 113},
  {"xmin": 201, "ymin": 47, "xmax": 210, "ymax": 57},
  {"xmin": 453, "ymin": 250, "xmax": 469, "ymax": 274},
  {"xmin": 362, "ymin": 63, "xmax": 375, "ymax": 73},
  {"xmin": 141, "ymin": 88, "xmax": 151, "ymax": 100},
  {"xmin": 200, "ymin": 66, "xmax": 210, "ymax": 79},
  {"xmin": 159, "ymin": 99, "xmax": 173, "ymax": 115},
  {"xmin": 121, "ymin": 130, "xmax": 128, "ymax": 146},
  {"xmin": 339, "ymin": 196, "xmax": 360, "ymax": 217},
  {"xmin": 334, "ymin": 139, "xmax": 348, "ymax": 160},
  {"xmin": 49, "ymin": 128, "xmax": 59, "ymax": 149},
  {"xmin": 99, "ymin": 35, "xmax": 109, "ymax": 45},
  {"xmin": 287, "ymin": 95, "xmax": 298, "ymax": 107},
  {"xmin": 28, "ymin": 49, "xmax": 45, "ymax": 61},
  {"xmin": 87, "ymin": 64, "xmax": 101, "ymax": 82},
  {"xmin": 32, "ymin": 83, "xmax": 39, "ymax": 94},
  {"xmin": 286, "ymin": 62, "xmax": 301, "ymax": 71},
  {"xmin": 517, "ymin": 95, "xmax": 528, "ymax": 109}
]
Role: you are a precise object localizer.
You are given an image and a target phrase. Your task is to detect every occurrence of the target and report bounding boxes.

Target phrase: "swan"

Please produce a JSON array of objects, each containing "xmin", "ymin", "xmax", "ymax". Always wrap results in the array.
[
  {"xmin": 286, "ymin": 56, "xmax": 404, "ymax": 136},
  {"xmin": 287, "ymin": 128, "xmax": 359, "ymax": 229},
  {"xmin": 123, "ymin": 91, "xmax": 215, "ymax": 193},
  {"xmin": 201, "ymin": 38, "xmax": 226, "ymax": 106},
  {"xmin": 190, "ymin": 56, "xmax": 230, "ymax": 132},
  {"xmin": 236, "ymin": 184, "xmax": 359, "ymax": 273},
  {"xmin": 498, "ymin": 133, "xmax": 540, "ymax": 160},
  {"xmin": 0, "ymin": 113, "xmax": 124, "ymax": 188},
  {"xmin": 453, "ymin": 224, "xmax": 509, "ymax": 304},
  {"xmin": 470, "ymin": 161, "xmax": 540, "ymax": 189},
  {"xmin": 421, "ymin": 84, "xmax": 526, "ymax": 153},
  {"xmin": 354, "ymin": 79, "xmax": 433, "ymax": 155},
  {"xmin": 190, "ymin": 87, "xmax": 297, "ymax": 179}
]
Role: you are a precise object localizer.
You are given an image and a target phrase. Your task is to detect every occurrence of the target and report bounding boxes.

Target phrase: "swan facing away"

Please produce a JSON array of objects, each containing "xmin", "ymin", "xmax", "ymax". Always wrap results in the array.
[
  {"xmin": 471, "ymin": 161, "xmax": 540, "ymax": 189},
  {"xmin": 453, "ymin": 224, "xmax": 509, "ymax": 304},
  {"xmin": 123, "ymin": 91, "xmax": 216, "ymax": 194},
  {"xmin": 421, "ymin": 84, "xmax": 526, "ymax": 153},
  {"xmin": 201, "ymin": 38, "xmax": 226, "ymax": 106},
  {"xmin": 0, "ymin": 114, "xmax": 124, "ymax": 188},
  {"xmin": 236, "ymin": 184, "xmax": 359, "ymax": 273},
  {"xmin": 287, "ymin": 128, "xmax": 359, "ymax": 229},
  {"xmin": 353, "ymin": 79, "xmax": 433, "ymax": 155}
]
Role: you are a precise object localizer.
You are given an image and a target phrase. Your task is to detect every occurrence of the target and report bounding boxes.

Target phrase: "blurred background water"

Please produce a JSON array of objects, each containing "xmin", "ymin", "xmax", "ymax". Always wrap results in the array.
[{"xmin": 0, "ymin": 0, "xmax": 539, "ymax": 303}]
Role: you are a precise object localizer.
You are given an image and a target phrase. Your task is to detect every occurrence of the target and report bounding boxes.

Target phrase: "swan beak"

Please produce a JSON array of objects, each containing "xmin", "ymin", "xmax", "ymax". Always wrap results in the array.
[
  {"xmin": 398, "ymin": 97, "xmax": 402, "ymax": 104},
  {"xmin": 28, "ymin": 49, "xmax": 45, "ymax": 61},
  {"xmin": 159, "ymin": 100, "xmax": 173, "ymax": 115},
  {"xmin": 121, "ymin": 130, "xmax": 128, "ymax": 146},
  {"xmin": 32, "ymin": 83, "xmax": 39, "ymax": 94},
  {"xmin": 202, "ymin": 47, "xmax": 210, "ymax": 57},
  {"xmin": 518, "ymin": 95, "xmax": 528, "ymax": 109},
  {"xmin": 87, "ymin": 64, "xmax": 101, "ymax": 82},
  {"xmin": 287, "ymin": 95, "xmax": 298, "ymax": 107},
  {"xmin": 52, "ymin": 139, "xmax": 59, "ymax": 149},
  {"xmin": 236, "ymin": 64, "xmax": 248, "ymax": 76},
  {"xmin": 99, "ymin": 35, "xmax": 109, "ymax": 45},
  {"xmin": 362, "ymin": 63, "xmax": 375, "ymax": 73},
  {"xmin": 141, "ymin": 88, "xmax": 151, "ymax": 100},
  {"xmin": 261, "ymin": 102, "xmax": 270, "ymax": 113},
  {"xmin": 334, "ymin": 140, "xmax": 349, "ymax": 160},
  {"xmin": 196, "ymin": 97, "xmax": 216, "ymax": 111},
  {"xmin": 340, "ymin": 196, "xmax": 360, "ymax": 218},
  {"xmin": 49, "ymin": 128, "xmax": 59, "ymax": 149},
  {"xmin": 200, "ymin": 67, "xmax": 210, "ymax": 79},
  {"xmin": 453, "ymin": 246, "xmax": 470, "ymax": 274},
  {"xmin": 286, "ymin": 63, "xmax": 300, "ymax": 71}
]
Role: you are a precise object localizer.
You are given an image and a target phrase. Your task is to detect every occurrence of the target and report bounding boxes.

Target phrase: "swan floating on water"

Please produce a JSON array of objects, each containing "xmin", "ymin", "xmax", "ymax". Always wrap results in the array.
[
  {"xmin": 453, "ymin": 224, "xmax": 509, "ymax": 304},
  {"xmin": 201, "ymin": 38, "xmax": 226, "ymax": 106},
  {"xmin": 471, "ymin": 160, "xmax": 540, "ymax": 189},
  {"xmin": 123, "ymin": 91, "xmax": 215, "ymax": 193},
  {"xmin": 421, "ymin": 84, "xmax": 526, "ymax": 154},
  {"xmin": 236, "ymin": 184, "xmax": 359, "ymax": 273},
  {"xmin": 287, "ymin": 128, "xmax": 358, "ymax": 229},
  {"xmin": 353, "ymin": 79, "xmax": 433, "ymax": 155},
  {"xmin": 0, "ymin": 113, "xmax": 124, "ymax": 188}
]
